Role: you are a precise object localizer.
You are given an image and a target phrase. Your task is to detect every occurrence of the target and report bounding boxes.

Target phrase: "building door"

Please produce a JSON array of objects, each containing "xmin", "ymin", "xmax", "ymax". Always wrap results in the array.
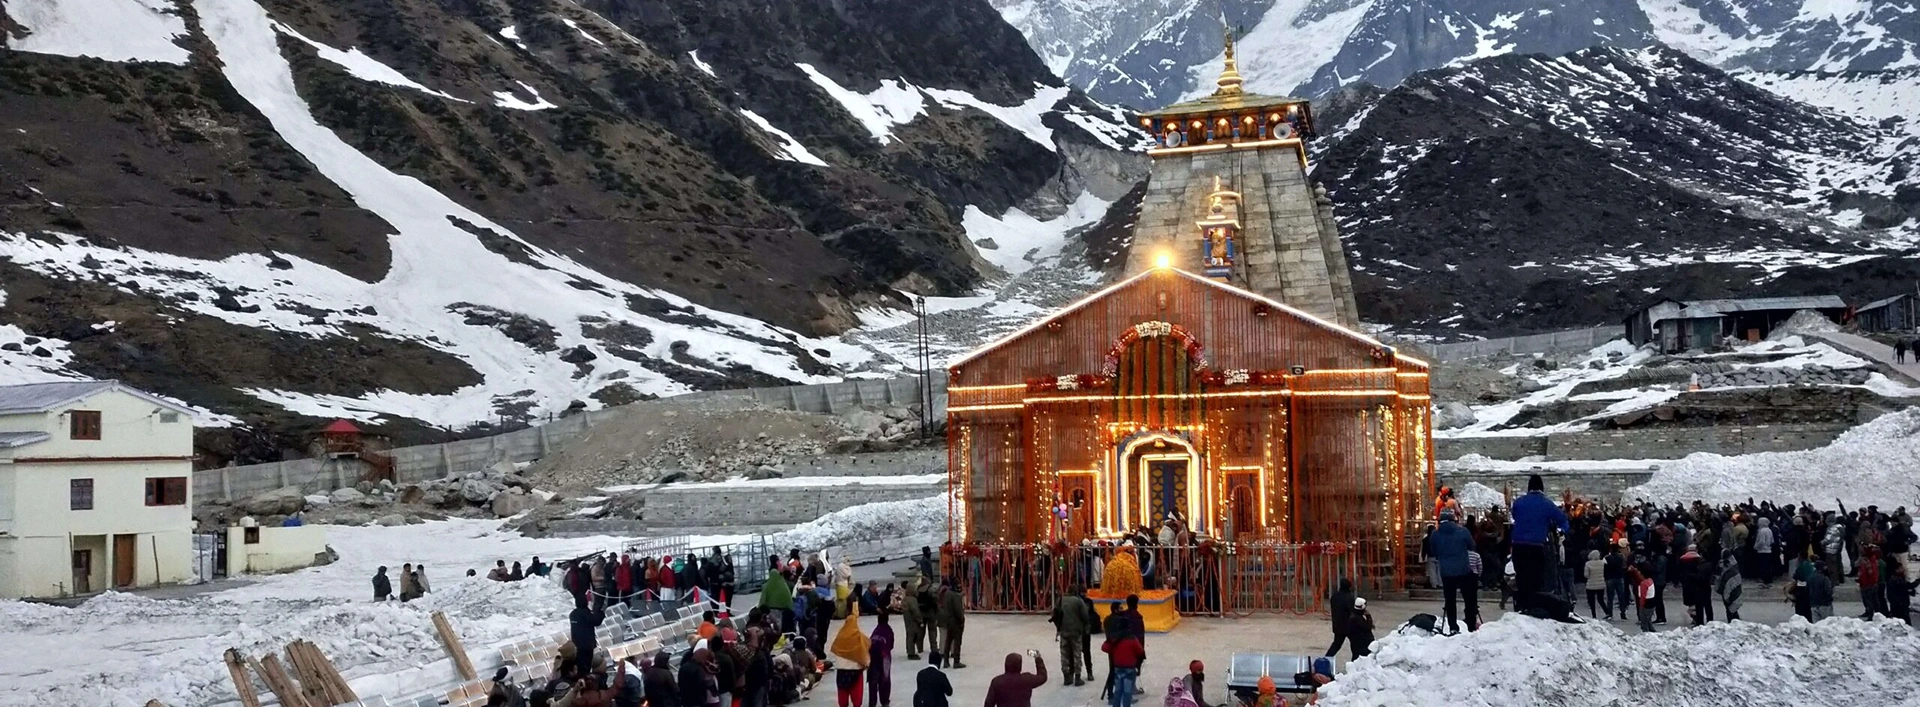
[
  {"xmin": 113, "ymin": 534, "xmax": 137, "ymax": 587},
  {"xmin": 1146, "ymin": 459, "xmax": 1190, "ymax": 527},
  {"xmin": 72, "ymin": 550, "xmax": 92, "ymax": 595}
]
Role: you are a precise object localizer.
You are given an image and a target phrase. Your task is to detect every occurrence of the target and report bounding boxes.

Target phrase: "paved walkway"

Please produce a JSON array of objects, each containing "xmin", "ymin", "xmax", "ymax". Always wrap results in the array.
[{"xmin": 1805, "ymin": 331, "xmax": 1920, "ymax": 385}]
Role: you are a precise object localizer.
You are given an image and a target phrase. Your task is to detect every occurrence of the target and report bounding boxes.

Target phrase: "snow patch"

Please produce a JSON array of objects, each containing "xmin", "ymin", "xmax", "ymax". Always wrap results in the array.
[
  {"xmin": 3, "ymin": 0, "xmax": 191, "ymax": 63},
  {"xmin": 795, "ymin": 63, "xmax": 1073, "ymax": 150},
  {"xmin": 493, "ymin": 81, "xmax": 558, "ymax": 110},
  {"xmin": 738, "ymin": 109, "xmax": 829, "ymax": 166},
  {"xmin": 689, "ymin": 50, "xmax": 717, "ymax": 77},
  {"xmin": 274, "ymin": 23, "xmax": 465, "ymax": 101},
  {"xmin": 559, "ymin": 18, "xmax": 604, "ymax": 46},
  {"xmin": 963, "ymin": 191, "xmax": 1111, "ymax": 276}
]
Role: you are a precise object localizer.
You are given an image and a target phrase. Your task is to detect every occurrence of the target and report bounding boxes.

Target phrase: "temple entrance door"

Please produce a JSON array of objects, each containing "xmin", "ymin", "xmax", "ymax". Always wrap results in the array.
[{"xmin": 1146, "ymin": 459, "xmax": 1190, "ymax": 527}]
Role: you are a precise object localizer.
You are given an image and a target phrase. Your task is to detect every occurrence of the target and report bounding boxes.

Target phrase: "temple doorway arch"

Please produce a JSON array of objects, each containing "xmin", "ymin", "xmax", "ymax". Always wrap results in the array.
[{"xmin": 1116, "ymin": 432, "xmax": 1204, "ymax": 536}]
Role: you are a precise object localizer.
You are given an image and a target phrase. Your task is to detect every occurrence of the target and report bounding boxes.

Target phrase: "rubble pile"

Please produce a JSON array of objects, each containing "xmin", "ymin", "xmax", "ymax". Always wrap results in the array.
[
  {"xmin": 523, "ymin": 396, "xmax": 938, "ymax": 491},
  {"xmin": 1689, "ymin": 363, "xmax": 1870, "ymax": 388},
  {"xmin": 197, "ymin": 461, "xmax": 558, "ymax": 530}
]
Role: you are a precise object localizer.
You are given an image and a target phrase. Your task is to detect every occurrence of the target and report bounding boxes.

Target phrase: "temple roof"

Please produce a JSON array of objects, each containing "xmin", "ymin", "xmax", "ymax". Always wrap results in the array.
[{"xmin": 1142, "ymin": 90, "xmax": 1310, "ymax": 119}]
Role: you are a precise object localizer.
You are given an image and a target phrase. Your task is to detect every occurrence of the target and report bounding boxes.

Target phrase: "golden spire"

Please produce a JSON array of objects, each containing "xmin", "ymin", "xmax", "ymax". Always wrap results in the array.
[{"xmin": 1215, "ymin": 22, "xmax": 1244, "ymax": 95}]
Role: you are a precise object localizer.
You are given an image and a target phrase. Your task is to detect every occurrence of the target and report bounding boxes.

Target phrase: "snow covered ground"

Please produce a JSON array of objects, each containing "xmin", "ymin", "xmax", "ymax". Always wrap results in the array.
[
  {"xmin": 0, "ymin": 520, "xmax": 637, "ymax": 707},
  {"xmin": 1319, "ymin": 614, "xmax": 1920, "ymax": 706},
  {"xmin": 1626, "ymin": 407, "xmax": 1920, "ymax": 509},
  {"xmin": 0, "ymin": 484, "xmax": 947, "ymax": 707}
]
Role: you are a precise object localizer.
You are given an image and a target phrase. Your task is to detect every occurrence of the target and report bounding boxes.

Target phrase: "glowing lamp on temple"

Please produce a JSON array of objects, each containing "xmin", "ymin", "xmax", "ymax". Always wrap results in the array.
[{"xmin": 1155, "ymin": 251, "xmax": 1172, "ymax": 269}]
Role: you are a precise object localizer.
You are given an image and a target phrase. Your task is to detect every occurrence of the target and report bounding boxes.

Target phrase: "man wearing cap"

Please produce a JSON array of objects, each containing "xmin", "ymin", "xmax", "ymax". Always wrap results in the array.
[
  {"xmin": 1432, "ymin": 508, "xmax": 1478, "ymax": 633},
  {"xmin": 1509, "ymin": 473, "xmax": 1570, "ymax": 614}
]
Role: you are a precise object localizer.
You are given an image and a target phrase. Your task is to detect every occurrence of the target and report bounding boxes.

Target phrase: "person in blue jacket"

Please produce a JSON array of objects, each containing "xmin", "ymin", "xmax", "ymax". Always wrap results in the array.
[
  {"xmin": 1431, "ymin": 509, "xmax": 1478, "ymax": 634},
  {"xmin": 1509, "ymin": 473, "xmax": 1570, "ymax": 614}
]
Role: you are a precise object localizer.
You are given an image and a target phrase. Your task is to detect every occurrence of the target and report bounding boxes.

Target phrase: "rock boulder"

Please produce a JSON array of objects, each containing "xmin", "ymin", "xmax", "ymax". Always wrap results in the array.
[
  {"xmin": 240, "ymin": 486, "xmax": 308, "ymax": 516},
  {"xmin": 490, "ymin": 489, "xmax": 540, "ymax": 518}
]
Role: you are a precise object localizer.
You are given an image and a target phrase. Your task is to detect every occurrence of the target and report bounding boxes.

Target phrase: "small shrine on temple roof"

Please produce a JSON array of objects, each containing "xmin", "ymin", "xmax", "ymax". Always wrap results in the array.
[{"xmin": 1136, "ymin": 28, "xmax": 1316, "ymax": 164}]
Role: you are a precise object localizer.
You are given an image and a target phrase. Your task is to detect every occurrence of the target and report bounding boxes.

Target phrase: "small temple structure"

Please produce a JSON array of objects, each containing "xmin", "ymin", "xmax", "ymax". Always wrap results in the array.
[{"xmin": 943, "ymin": 29, "xmax": 1429, "ymax": 616}]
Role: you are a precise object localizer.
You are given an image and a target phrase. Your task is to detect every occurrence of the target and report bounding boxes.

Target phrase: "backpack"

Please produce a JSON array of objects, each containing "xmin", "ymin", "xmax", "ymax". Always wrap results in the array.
[
  {"xmin": 1399, "ymin": 613, "xmax": 1440, "ymax": 635},
  {"xmin": 887, "ymin": 590, "xmax": 906, "ymax": 615}
]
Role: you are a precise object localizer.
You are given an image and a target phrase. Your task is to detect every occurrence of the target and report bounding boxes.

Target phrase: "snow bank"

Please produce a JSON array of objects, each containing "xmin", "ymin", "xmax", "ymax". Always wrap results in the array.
[
  {"xmin": 1626, "ymin": 408, "xmax": 1920, "ymax": 508},
  {"xmin": 1453, "ymin": 481, "xmax": 1506, "ymax": 511},
  {"xmin": 962, "ymin": 192, "xmax": 1110, "ymax": 276},
  {"xmin": 4, "ymin": 0, "xmax": 191, "ymax": 63},
  {"xmin": 772, "ymin": 495, "xmax": 943, "ymax": 550},
  {"xmin": 1319, "ymin": 615, "xmax": 1920, "ymax": 706},
  {"xmin": 274, "ymin": 23, "xmax": 465, "ymax": 100},
  {"xmin": 1767, "ymin": 309, "xmax": 1840, "ymax": 340}
]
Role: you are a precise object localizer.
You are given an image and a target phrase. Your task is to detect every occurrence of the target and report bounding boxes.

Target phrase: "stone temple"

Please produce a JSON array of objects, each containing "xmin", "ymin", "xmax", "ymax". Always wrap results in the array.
[{"xmin": 1123, "ymin": 30, "xmax": 1359, "ymax": 328}]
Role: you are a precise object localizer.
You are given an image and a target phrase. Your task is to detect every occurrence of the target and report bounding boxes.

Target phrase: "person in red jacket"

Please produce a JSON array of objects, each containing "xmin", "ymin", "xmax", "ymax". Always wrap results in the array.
[
  {"xmin": 983, "ymin": 651, "xmax": 1047, "ymax": 707},
  {"xmin": 616, "ymin": 554, "xmax": 635, "ymax": 606},
  {"xmin": 1101, "ymin": 634, "xmax": 1143, "ymax": 707},
  {"xmin": 661, "ymin": 555, "xmax": 680, "ymax": 602}
]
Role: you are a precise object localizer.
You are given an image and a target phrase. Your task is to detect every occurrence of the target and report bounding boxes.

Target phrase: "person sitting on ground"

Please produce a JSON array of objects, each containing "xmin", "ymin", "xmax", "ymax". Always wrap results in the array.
[
  {"xmin": 511, "ymin": 561, "xmax": 525, "ymax": 582},
  {"xmin": 1181, "ymin": 661, "xmax": 1216, "ymax": 707},
  {"xmin": 373, "ymin": 566, "xmax": 392, "ymax": 602},
  {"xmin": 490, "ymin": 560, "xmax": 511, "ymax": 582},
  {"xmin": 1163, "ymin": 677, "xmax": 1199, "ymax": 707}
]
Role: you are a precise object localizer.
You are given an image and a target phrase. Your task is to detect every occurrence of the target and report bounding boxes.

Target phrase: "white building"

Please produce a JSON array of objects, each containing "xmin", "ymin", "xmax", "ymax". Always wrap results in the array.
[{"xmin": 0, "ymin": 380, "xmax": 197, "ymax": 598}]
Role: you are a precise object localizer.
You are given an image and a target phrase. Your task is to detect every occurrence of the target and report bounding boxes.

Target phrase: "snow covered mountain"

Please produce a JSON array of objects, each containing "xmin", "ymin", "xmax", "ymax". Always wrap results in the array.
[
  {"xmin": 1310, "ymin": 45, "xmax": 1920, "ymax": 333},
  {"xmin": 998, "ymin": 0, "xmax": 1920, "ymax": 106},
  {"xmin": 0, "ymin": 0, "xmax": 1143, "ymax": 458}
]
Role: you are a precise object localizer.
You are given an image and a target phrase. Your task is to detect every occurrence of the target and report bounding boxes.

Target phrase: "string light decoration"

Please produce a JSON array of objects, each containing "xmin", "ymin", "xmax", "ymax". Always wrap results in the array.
[{"xmin": 946, "ymin": 267, "xmax": 1432, "ymax": 607}]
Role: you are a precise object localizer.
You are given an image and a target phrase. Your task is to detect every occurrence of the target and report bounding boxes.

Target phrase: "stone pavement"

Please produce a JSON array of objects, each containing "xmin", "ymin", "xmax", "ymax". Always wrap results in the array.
[{"xmin": 1806, "ymin": 331, "xmax": 1920, "ymax": 386}]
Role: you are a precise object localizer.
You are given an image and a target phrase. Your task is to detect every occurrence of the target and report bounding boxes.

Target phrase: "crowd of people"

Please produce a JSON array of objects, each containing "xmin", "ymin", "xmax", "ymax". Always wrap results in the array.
[
  {"xmin": 1414, "ymin": 475, "xmax": 1920, "ymax": 635},
  {"xmin": 371, "ymin": 562, "xmax": 433, "ymax": 602}
]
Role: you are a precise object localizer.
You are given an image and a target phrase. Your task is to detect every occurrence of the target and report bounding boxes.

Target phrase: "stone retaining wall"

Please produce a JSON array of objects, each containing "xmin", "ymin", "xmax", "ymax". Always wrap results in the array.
[
  {"xmin": 1437, "ymin": 422, "xmax": 1851, "ymax": 461},
  {"xmin": 1438, "ymin": 469, "xmax": 1656, "ymax": 505}
]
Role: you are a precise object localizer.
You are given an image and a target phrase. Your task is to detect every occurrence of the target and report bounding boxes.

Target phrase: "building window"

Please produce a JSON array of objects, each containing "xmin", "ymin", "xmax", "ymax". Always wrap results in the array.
[
  {"xmin": 70, "ymin": 479, "xmax": 94, "ymax": 510},
  {"xmin": 244, "ymin": 527, "xmax": 261, "ymax": 544},
  {"xmin": 69, "ymin": 410, "xmax": 102, "ymax": 440},
  {"xmin": 144, "ymin": 477, "xmax": 188, "ymax": 506},
  {"xmin": 159, "ymin": 412, "xmax": 181, "ymax": 424}
]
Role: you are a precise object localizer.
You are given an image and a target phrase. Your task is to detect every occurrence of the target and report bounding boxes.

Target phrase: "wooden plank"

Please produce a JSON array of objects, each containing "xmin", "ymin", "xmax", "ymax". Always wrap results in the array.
[
  {"xmin": 298, "ymin": 640, "xmax": 360, "ymax": 705},
  {"xmin": 285, "ymin": 642, "xmax": 331, "ymax": 707},
  {"xmin": 223, "ymin": 649, "xmax": 263, "ymax": 707},
  {"xmin": 249, "ymin": 654, "xmax": 310, "ymax": 707},
  {"xmin": 432, "ymin": 611, "xmax": 478, "ymax": 681}
]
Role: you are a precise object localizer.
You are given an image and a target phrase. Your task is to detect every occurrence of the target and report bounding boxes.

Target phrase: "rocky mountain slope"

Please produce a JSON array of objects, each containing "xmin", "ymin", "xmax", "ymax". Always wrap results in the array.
[
  {"xmin": 0, "ymin": 0, "xmax": 1142, "ymax": 460},
  {"xmin": 999, "ymin": 0, "xmax": 1920, "ymax": 106},
  {"xmin": 1311, "ymin": 45, "xmax": 1920, "ymax": 334}
]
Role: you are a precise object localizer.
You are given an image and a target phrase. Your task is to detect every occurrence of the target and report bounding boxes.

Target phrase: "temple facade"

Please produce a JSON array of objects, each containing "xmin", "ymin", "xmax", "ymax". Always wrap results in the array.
[{"xmin": 1123, "ymin": 32, "xmax": 1359, "ymax": 327}]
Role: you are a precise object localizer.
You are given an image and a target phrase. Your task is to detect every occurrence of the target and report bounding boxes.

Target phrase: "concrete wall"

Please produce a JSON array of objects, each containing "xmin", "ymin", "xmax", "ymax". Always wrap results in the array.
[
  {"xmin": 642, "ymin": 483, "xmax": 943, "ymax": 527},
  {"xmin": 1427, "ymin": 326, "xmax": 1620, "ymax": 362},
  {"xmin": 226, "ymin": 524, "xmax": 329, "ymax": 576},
  {"xmin": 197, "ymin": 377, "xmax": 949, "ymax": 503},
  {"xmin": 1437, "ymin": 423, "xmax": 1853, "ymax": 461},
  {"xmin": 1438, "ymin": 469, "xmax": 1656, "ymax": 505},
  {"xmin": 784, "ymin": 449, "xmax": 944, "ymax": 477}
]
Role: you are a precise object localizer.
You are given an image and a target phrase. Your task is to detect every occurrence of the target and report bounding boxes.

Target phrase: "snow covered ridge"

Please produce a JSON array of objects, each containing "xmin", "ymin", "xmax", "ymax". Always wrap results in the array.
[
  {"xmin": 1626, "ymin": 407, "xmax": 1920, "ymax": 509},
  {"xmin": 0, "ymin": 0, "xmax": 874, "ymax": 429},
  {"xmin": 1318, "ymin": 615, "xmax": 1920, "ymax": 706}
]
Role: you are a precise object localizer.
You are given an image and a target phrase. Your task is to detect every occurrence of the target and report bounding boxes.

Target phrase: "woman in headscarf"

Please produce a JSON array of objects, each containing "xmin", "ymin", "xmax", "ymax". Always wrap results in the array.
[
  {"xmin": 868, "ymin": 611, "xmax": 896, "ymax": 707},
  {"xmin": 1163, "ymin": 677, "xmax": 1199, "ymax": 707},
  {"xmin": 830, "ymin": 599, "xmax": 872, "ymax": 707}
]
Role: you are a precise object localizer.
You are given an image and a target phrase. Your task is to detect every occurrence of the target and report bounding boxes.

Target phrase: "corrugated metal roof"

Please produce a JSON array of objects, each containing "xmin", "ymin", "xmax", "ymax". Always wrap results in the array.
[
  {"xmin": 0, "ymin": 381, "xmax": 117, "ymax": 415},
  {"xmin": 1684, "ymin": 296, "xmax": 1847, "ymax": 314},
  {"xmin": 1858, "ymin": 294, "xmax": 1911, "ymax": 312},
  {"xmin": 0, "ymin": 431, "xmax": 51, "ymax": 449}
]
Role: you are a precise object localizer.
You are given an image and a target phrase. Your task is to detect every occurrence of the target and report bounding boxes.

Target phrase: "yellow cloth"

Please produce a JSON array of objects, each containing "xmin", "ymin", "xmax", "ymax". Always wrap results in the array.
[{"xmin": 830, "ymin": 604, "xmax": 870, "ymax": 669}]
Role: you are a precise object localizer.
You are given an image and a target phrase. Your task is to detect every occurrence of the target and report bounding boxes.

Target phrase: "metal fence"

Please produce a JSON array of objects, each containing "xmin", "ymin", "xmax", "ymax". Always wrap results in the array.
[
  {"xmin": 1426, "ymin": 326, "xmax": 1620, "ymax": 362},
  {"xmin": 944, "ymin": 541, "xmax": 1400, "ymax": 617}
]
